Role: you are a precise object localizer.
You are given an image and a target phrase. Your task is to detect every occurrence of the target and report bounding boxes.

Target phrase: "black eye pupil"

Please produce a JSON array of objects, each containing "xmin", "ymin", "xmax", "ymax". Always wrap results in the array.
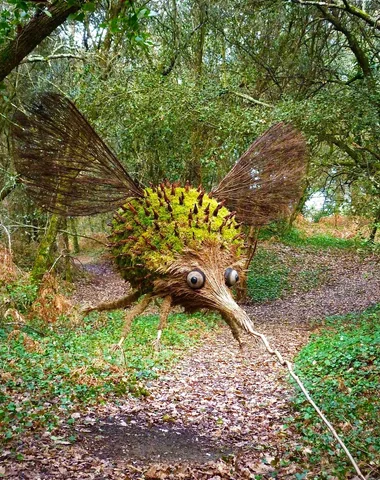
[
  {"xmin": 235, "ymin": 274, "xmax": 239, "ymax": 281},
  {"xmin": 191, "ymin": 276, "xmax": 198, "ymax": 284}
]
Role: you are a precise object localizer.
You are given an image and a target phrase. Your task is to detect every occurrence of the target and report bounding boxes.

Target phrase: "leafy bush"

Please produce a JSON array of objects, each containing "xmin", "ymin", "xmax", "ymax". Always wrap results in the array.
[
  {"xmin": 5, "ymin": 280, "xmax": 38, "ymax": 313},
  {"xmin": 0, "ymin": 310, "xmax": 220, "ymax": 445},
  {"xmin": 292, "ymin": 306, "xmax": 380, "ymax": 478}
]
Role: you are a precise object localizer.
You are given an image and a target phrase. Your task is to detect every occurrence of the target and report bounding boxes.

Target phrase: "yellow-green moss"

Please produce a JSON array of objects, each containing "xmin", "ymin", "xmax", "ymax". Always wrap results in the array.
[{"xmin": 108, "ymin": 186, "xmax": 244, "ymax": 290}]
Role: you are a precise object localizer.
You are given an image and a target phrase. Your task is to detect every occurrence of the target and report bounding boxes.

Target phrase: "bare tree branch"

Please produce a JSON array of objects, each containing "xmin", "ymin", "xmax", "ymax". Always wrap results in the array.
[
  {"xmin": 0, "ymin": 1, "xmax": 85, "ymax": 82},
  {"xmin": 291, "ymin": 0, "xmax": 380, "ymax": 31},
  {"xmin": 292, "ymin": 0, "xmax": 380, "ymax": 30},
  {"xmin": 21, "ymin": 53, "xmax": 85, "ymax": 64},
  {"xmin": 316, "ymin": 6, "xmax": 373, "ymax": 78},
  {"xmin": 229, "ymin": 91, "xmax": 274, "ymax": 108}
]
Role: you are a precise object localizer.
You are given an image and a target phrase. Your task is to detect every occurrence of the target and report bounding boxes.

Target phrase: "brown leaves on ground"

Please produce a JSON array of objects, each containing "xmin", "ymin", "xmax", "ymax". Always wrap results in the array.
[
  {"xmin": 1, "ymin": 245, "xmax": 379, "ymax": 479},
  {"xmin": 7, "ymin": 329, "xmax": 44, "ymax": 353}
]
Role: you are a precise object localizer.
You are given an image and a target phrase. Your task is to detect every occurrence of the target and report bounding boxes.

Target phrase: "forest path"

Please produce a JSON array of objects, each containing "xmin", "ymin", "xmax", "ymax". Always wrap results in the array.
[{"xmin": 5, "ymin": 249, "xmax": 380, "ymax": 479}]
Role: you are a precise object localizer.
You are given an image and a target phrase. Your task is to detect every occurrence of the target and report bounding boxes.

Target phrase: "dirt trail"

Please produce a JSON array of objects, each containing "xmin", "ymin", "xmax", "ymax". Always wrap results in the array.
[
  {"xmin": 4, "ymin": 250, "xmax": 380, "ymax": 479},
  {"xmin": 247, "ymin": 251, "xmax": 380, "ymax": 326}
]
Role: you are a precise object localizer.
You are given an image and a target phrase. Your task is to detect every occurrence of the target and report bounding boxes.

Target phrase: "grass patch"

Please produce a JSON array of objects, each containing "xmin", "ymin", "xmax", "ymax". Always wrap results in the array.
[
  {"xmin": 292, "ymin": 305, "xmax": 380, "ymax": 478},
  {"xmin": 247, "ymin": 249, "xmax": 290, "ymax": 302},
  {"xmin": 259, "ymin": 225, "xmax": 376, "ymax": 250},
  {"xmin": 0, "ymin": 310, "xmax": 220, "ymax": 446}
]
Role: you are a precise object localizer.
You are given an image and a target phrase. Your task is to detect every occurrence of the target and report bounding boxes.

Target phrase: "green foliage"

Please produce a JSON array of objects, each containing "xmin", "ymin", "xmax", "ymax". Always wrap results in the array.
[
  {"xmin": 0, "ymin": 1, "xmax": 33, "ymax": 45},
  {"xmin": 5, "ymin": 280, "xmax": 37, "ymax": 313},
  {"xmin": 0, "ymin": 310, "xmax": 220, "ymax": 445},
  {"xmin": 260, "ymin": 226, "xmax": 375, "ymax": 250},
  {"xmin": 247, "ymin": 249, "xmax": 290, "ymax": 302},
  {"xmin": 292, "ymin": 306, "xmax": 380, "ymax": 477}
]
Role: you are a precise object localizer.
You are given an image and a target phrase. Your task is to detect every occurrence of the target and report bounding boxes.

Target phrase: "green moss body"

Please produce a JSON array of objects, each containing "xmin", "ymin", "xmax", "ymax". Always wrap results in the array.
[{"xmin": 108, "ymin": 185, "xmax": 244, "ymax": 291}]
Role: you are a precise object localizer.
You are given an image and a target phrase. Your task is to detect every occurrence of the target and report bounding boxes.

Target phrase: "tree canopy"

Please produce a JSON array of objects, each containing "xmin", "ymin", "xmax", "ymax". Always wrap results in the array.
[{"xmin": 0, "ymin": 0, "xmax": 379, "ymax": 234}]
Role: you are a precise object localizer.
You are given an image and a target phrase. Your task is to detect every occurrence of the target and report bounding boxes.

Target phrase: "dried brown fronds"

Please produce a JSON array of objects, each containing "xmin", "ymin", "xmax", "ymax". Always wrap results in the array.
[
  {"xmin": 0, "ymin": 244, "xmax": 19, "ymax": 284},
  {"xmin": 4, "ymin": 308, "xmax": 26, "ymax": 324},
  {"xmin": 12, "ymin": 93, "xmax": 143, "ymax": 216},
  {"xmin": 7, "ymin": 329, "xmax": 43, "ymax": 353},
  {"xmin": 212, "ymin": 123, "xmax": 307, "ymax": 226},
  {"xmin": 29, "ymin": 273, "xmax": 73, "ymax": 323}
]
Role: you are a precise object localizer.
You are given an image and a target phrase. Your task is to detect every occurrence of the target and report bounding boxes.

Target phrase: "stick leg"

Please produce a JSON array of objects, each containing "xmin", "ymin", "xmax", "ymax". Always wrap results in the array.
[
  {"xmin": 153, "ymin": 295, "xmax": 172, "ymax": 351},
  {"xmin": 113, "ymin": 294, "xmax": 152, "ymax": 350},
  {"xmin": 221, "ymin": 313, "xmax": 243, "ymax": 349},
  {"xmin": 82, "ymin": 291, "xmax": 140, "ymax": 314}
]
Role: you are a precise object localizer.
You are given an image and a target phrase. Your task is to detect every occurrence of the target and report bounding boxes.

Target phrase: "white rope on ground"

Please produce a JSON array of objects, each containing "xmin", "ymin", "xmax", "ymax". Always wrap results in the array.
[{"xmin": 246, "ymin": 325, "xmax": 366, "ymax": 480}]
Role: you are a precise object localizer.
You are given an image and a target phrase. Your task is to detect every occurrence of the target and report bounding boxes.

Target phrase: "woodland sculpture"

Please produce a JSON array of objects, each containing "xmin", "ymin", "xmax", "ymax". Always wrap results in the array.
[
  {"xmin": 11, "ymin": 93, "xmax": 307, "ymax": 349},
  {"xmin": 11, "ymin": 98, "xmax": 368, "ymax": 480}
]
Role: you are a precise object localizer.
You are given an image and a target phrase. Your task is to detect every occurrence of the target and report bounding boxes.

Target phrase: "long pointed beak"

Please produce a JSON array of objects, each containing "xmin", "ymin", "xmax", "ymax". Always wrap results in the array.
[{"xmin": 213, "ymin": 289, "xmax": 254, "ymax": 333}]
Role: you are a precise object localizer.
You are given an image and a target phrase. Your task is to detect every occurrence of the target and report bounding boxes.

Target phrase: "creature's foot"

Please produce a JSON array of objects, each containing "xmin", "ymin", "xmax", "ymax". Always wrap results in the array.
[
  {"xmin": 111, "ymin": 337, "xmax": 125, "ymax": 352},
  {"xmin": 152, "ymin": 329, "xmax": 162, "ymax": 352},
  {"xmin": 81, "ymin": 305, "xmax": 95, "ymax": 315}
]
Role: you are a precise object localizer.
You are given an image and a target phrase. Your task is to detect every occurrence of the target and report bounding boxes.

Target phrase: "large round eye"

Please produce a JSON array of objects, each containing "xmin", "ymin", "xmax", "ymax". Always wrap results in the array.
[
  {"xmin": 225, "ymin": 268, "xmax": 239, "ymax": 287},
  {"xmin": 186, "ymin": 269, "xmax": 206, "ymax": 289}
]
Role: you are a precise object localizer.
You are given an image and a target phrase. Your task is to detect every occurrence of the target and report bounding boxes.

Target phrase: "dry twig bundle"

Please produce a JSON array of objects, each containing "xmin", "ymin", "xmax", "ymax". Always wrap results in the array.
[
  {"xmin": 12, "ymin": 93, "xmax": 143, "ymax": 216},
  {"xmin": 212, "ymin": 122, "xmax": 307, "ymax": 225}
]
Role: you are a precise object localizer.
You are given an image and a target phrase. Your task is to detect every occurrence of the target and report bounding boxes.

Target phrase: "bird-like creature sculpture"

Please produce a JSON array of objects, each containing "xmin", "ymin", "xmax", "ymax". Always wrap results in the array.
[{"xmin": 11, "ymin": 93, "xmax": 307, "ymax": 348}]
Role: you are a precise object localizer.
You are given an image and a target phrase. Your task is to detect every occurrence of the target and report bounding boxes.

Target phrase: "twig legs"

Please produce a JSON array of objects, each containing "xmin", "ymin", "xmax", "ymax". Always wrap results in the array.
[
  {"xmin": 82, "ymin": 291, "xmax": 140, "ymax": 314},
  {"xmin": 153, "ymin": 295, "xmax": 172, "ymax": 350},
  {"xmin": 116, "ymin": 294, "xmax": 152, "ymax": 348}
]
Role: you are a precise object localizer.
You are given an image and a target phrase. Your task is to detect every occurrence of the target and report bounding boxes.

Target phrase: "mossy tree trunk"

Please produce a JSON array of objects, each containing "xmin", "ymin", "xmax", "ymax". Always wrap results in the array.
[
  {"xmin": 30, "ymin": 214, "xmax": 61, "ymax": 284},
  {"xmin": 369, "ymin": 209, "xmax": 380, "ymax": 243},
  {"xmin": 60, "ymin": 218, "xmax": 73, "ymax": 282},
  {"xmin": 70, "ymin": 218, "xmax": 80, "ymax": 254}
]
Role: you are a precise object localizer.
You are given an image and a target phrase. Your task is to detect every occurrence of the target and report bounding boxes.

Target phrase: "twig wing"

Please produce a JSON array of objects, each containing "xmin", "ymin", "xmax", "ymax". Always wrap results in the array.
[
  {"xmin": 12, "ymin": 93, "xmax": 143, "ymax": 216},
  {"xmin": 211, "ymin": 123, "xmax": 307, "ymax": 226}
]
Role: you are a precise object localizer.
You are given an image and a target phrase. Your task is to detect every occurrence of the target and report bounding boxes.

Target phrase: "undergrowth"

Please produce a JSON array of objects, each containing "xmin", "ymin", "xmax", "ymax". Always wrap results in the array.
[
  {"xmin": 246, "ymin": 246, "xmax": 329, "ymax": 303},
  {"xmin": 247, "ymin": 249, "xmax": 290, "ymax": 302},
  {"xmin": 291, "ymin": 305, "xmax": 380, "ymax": 479},
  {"xmin": 260, "ymin": 225, "xmax": 378, "ymax": 251},
  {"xmin": 0, "ymin": 310, "xmax": 220, "ymax": 446},
  {"xmin": 246, "ymin": 226, "xmax": 377, "ymax": 303}
]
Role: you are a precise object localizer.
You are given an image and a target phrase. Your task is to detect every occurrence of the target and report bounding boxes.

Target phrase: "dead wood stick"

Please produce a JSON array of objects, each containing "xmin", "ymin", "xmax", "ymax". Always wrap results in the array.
[{"xmin": 246, "ymin": 326, "xmax": 366, "ymax": 480}]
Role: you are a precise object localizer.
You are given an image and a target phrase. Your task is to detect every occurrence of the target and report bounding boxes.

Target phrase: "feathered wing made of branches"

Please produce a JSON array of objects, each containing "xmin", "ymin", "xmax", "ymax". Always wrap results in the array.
[
  {"xmin": 11, "ymin": 93, "xmax": 143, "ymax": 216},
  {"xmin": 212, "ymin": 123, "xmax": 307, "ymax": 226}
]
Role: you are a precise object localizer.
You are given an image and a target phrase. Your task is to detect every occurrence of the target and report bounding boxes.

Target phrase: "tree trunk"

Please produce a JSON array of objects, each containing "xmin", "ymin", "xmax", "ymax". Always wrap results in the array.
[
  {"xmin": 70, "ymin": 218, "xmax": 80, "ymax": 254},
  {"xmin": 59, "ymin": 218, "xmax": 72, "ymax": 282},
  {"xmin": 194, "ymin": 1, "xmax": 207, "ymax": 78},
  {"xmin": 288, "ymin": 177, "xmax": 310, "ymax": 228},
  {"xmin": 0, "ymin": 1, "xmax": 83, "ymax": 82},
  {"xmin": 31, "ymin": 214, "xmax": 61, "ymax": 284},
  {"xmin": 369, "ymin": 210, "xmax": 380, "ymax": 243}
]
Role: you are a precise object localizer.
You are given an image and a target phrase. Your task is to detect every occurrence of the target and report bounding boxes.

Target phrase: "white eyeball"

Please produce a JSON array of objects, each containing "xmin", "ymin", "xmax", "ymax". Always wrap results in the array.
[
  {"xmin": 225, "ymin": 268, "xmax": 239, "ymax": 287},
  {"xmin": 187, "ymin": 269, "xmax": 206, "ymax": 289}
]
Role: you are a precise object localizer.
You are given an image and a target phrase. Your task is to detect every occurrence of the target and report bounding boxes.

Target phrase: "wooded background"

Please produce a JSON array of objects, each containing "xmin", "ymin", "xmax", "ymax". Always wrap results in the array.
[{"xmin": 0, "ymin": 0, "xmax": 379, "ymax": 270}]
